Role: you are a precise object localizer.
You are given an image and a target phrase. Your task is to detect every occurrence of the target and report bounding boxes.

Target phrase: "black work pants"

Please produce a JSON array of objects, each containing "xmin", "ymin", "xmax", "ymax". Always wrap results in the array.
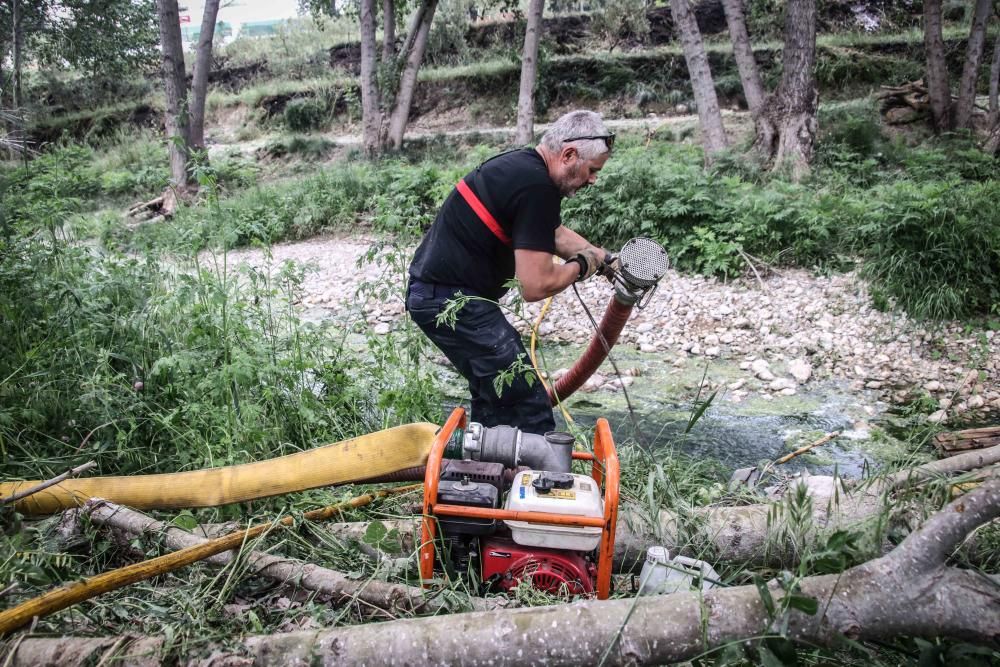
[{"xmin": 405, "ymin": 279, "xmax": 555, "ymax": 435}]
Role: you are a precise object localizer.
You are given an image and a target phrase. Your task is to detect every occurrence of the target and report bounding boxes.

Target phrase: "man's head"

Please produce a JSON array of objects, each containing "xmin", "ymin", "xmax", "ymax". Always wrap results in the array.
[{"xmin": 537, "ymin": 110, "xmax": 614, "ymax": 198}]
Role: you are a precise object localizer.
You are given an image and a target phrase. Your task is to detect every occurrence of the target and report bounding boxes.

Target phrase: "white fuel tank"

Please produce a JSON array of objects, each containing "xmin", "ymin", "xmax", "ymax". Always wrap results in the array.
[{"xmin": 504, "ymin": 471, "xmax": 604, "ymax": 552}]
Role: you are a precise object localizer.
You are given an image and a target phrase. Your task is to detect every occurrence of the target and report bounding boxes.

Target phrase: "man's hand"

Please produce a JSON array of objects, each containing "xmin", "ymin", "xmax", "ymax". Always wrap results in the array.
[{"xmin": 599, "ymin": 252, "xmax": 620, "ymax": 279}]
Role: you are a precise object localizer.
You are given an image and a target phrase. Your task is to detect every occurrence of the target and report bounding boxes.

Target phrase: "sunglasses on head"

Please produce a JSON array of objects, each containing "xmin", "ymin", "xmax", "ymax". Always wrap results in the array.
[{"xmin": 564, "ymin": 133, "xmax": 616, "ymax": 151}]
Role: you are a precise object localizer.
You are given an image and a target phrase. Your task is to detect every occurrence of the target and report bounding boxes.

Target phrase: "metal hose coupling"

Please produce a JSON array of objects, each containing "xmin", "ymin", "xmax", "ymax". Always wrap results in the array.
[{"xmin": 462, "ymin": 423, "xmax": 574, "ymax": 473}]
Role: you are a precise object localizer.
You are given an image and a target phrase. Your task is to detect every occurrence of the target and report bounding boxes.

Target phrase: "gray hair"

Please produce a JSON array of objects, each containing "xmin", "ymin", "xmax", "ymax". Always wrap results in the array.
[{"xmin": 539, "ymin": 110, "xmax": 611, "ymax": 160}]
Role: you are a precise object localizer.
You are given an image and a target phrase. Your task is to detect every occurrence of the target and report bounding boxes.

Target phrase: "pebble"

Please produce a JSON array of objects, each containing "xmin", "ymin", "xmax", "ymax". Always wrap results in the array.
[{"xmin": 788, "ymin": 358, "xmax": 812, "ymax": 384}]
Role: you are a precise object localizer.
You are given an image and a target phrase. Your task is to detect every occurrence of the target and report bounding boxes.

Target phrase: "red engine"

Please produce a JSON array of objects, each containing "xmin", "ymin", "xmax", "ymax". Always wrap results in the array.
[{"xmin": 480, "ymin": 537, "xmax": 597, "ymax": 596}]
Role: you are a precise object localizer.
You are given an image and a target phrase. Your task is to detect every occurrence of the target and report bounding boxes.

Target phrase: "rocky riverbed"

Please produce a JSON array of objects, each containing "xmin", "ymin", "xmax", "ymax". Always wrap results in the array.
[{"xmin": 223, "ymin": 234, "xmax": 999, "ymax": 427}]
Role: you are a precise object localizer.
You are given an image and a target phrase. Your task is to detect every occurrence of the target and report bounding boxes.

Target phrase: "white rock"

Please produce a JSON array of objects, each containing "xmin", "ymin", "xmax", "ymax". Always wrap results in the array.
[
  {"xmin": 690, "ymin": 343, "xmax": 702, "ymax": 355},
  {"xmin": 927, "ymin": 410, "xmax": 947, "ymax": 424},
  {"xmin": 769, "ymin": 377, "xmax": 796, "ymax": 392},
  {"xmin": 967, "ymin": 395, "xmax": 986, "ymax": 409},
  {"xmin": 750, "ymin": 359, "xmax": 771, "ymax": 376},
  {"xmin": 727, "ymin": 379, "xmax": 746, "ymax": 390},
  {"xmin": 923, "ymin": 380, "xmax": 942, "ymax": 392},
  {"xmin": 640, "ymin": 343, "xmax": 656, "ymax": 353},
  {"xmin": 373, "ymin": 323, "xmax": 390, "ymax": 335},
  {"xmin": 788, "ymin": 358, "xmax": 812, "ymax": 384},
  {"xmin": 779, "ymin": 387, "xmax": 797, "ymax": 396},
  {"xmin": 705, "ymin": 346, "xmax": 720, "ymax": 357},
  {"xmin": 605, "ymin": 377, "xmax": 635, "ymax": 391}
]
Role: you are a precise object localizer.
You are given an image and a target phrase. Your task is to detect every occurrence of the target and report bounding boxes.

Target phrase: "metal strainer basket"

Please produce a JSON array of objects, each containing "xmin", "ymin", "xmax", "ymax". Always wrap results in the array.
[{"xmin": 618, "ymin": 237, "xmax": 669, "ymax": 289}]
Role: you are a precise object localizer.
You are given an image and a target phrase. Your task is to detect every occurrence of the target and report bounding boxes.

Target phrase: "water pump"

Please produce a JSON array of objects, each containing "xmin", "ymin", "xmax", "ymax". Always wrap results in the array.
[{"xmin": 420, "ymin": 408, "xmax": 621, "ymax": 599}]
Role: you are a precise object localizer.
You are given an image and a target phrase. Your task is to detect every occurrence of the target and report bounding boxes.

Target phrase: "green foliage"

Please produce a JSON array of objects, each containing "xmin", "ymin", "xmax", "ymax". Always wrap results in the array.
[
  {"xmin": 852, "ymin": 179, "xmax": 1000, "ymax": 320},
  {"xmin": 563, "ymin": 143, "xmax": 846, "ymax": 278},
  {"xmin": 0, "ymin": 184, "xmax": 442, "ymax": 480},
  {"xmin": 591, "ymin": 0, "xmax": 650, "ymax": 52},
  {"xmin": 283, "ymin": 97, "xmax": 329, "ymax": 132},
  {"xmin": 32, "ymin": 0, "xmax": 160, "ymax": 79},
  {"xmin": 427, "ymin": 0, "xmax": 474, "ymax": 67}
]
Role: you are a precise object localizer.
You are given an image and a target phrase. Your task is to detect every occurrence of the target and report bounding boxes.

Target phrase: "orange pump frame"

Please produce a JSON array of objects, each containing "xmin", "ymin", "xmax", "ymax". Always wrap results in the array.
[{"xmin": 420, "ymin": 407, "xmax": 621, "ymax": 599}]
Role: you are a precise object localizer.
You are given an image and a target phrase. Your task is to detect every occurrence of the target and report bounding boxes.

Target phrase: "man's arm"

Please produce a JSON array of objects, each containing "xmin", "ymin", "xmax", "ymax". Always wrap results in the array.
[
  {"xmin": 514, "ymin": 249, "xmax": 580, "ymax": 302},
  {"xmin": 554, "ymin": 225, "xmax": 607, "ymax": 260}
]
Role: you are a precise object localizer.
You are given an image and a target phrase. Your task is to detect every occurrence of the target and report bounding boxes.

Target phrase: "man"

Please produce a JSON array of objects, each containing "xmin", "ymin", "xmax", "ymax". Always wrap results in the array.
[{"xmin": 406, "ymin": 110, "xmax": 615, "ymax": 435}]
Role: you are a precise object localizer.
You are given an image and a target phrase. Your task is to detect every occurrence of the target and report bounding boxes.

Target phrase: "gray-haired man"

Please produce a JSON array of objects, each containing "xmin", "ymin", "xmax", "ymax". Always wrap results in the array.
[{"xmin": 406, "ymin": 110, "xmax": 615, "ymax": 435}]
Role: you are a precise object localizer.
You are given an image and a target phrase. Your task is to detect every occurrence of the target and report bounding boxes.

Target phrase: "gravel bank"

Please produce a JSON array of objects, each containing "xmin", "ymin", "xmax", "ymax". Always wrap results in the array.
[{"xmin": 223, "ymin": 235, "xmax": 999, "ymax": 425}]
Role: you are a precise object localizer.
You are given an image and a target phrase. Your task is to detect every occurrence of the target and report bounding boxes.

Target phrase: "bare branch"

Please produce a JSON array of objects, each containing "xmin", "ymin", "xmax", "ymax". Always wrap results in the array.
[
  {"xmin": 0, "ymin": 462, "xmax": 97, "ymax": 506},
  {"xmin": 889, "ymin": 444, "xmax": 1000, "ymax": 490}
]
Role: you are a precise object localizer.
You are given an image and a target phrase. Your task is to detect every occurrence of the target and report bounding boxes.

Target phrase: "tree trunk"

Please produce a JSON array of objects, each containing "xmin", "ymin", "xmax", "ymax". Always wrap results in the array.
[
  {"xmin": 515, "ymin": 0, "xmax": 545, "ymax": 146},
  {"xmin": 670, "ymin": 0, "xmax": 728, "ymax": 160},
  {"xmin": 359, "ymin": 0, "xmax": 383, "ymax": 156},
  {"xmin": 954, "ymin": 0, "xmax": 993, "ymax": 130},
  {"xmin": 382, "ymin": 0, "xmax": 396, "ymax": 61},
  {"xmin": 397, "ymin": 0, "xmax": 429, "ymax": 72},
  {"xmin": 81, "ymin": 502, "xmax": 499, "ymax": 614},
  {"xmin": 923, "ymin": 0, "xmax": 952, "ymax": 131},
  {"xmin": 156, "ymin": 0, "xmax": 192, "ymax": 191},
  {"xmin": 386, "ymin": 0, "xmax": 439, "ymax": 150},
  {"xmin": 188, "ymin": 0, "xmax": 221, "ymax": 151},
  {"xmin": 753, "ymin": 0, "xmax": 817, "ymax": 180},
  {"xmin": 11, "ymin": 477, "xmax": 997, "ymax": 665},
  {"xmin": 11, "ymin": 0, "xmax": 21, "ymax": 110},
  {"xmin": 989, "ymin": 34, "xmax": 1000, "ymax": 127},
  {"xmin": 720, "ymin": 0, "xmax": 765, "ymax": 117}
]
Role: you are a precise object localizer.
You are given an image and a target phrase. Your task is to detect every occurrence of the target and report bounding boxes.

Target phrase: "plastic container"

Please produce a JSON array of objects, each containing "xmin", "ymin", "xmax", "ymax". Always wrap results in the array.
[
  {"xmin": 504, "ymin": 470, "xmax": 604, "ymax": 551},
  {"xmin": 636, "ymin": 547, "xmax": 720, "ymax": 596}
]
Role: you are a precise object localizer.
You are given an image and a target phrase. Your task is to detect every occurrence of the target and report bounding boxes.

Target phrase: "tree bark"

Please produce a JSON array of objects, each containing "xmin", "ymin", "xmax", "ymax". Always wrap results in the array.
[
  {"xmin": 359, "ymin": 0, "xmax": 383, "ymax": 156},
  {"xmin": 156, "ymin": 0, "xmax": 192, "ymax": 190},
  {"xmin": 382, "ymin": 0, "xmax": 396, "ymax": 61},
  {"xmin": 397, "ymin": 0, "xmax": 430, "ymax": 72},
  {"xmin": 12, "ymin": 477, "xmax": 997, "ymax": 665},
  {"xmin": 753, "ymin": 0, "xmax": 817, "ymax": 180},
  {"xmin": 386, "ymin": 0, "xmax": 438, "ymax": 150},
  {"xmin": 78, "ymin": 501, "xmax": 498, "ymax": 615},
  {"xmin": 11, "ymin": 0, "xmax": 22, "ymax": 110},
  {"xmin": 954, "ymin": 0, "xmax": 993, "ymax": 130},
  {"xmin": 188, "ymin": 0, "xmax": 221, "ymax": 151},
  {"xmin": 720, "ymin": 0, "xmax": 765, "ymax": 117},
  {"xmin": 989, "ymin": 34, "xmax": 1000, "ymax": 127},
  {"xmin": 515, "ymin": 0, "xmax": 545, "ymax": 146},
  {"xmin": 923, "ymin": 0, "xmax": 952, "ymax": 131},
  {"xmin": 670, "ymin": 0, "xmax": 728, "ymax": 160}
]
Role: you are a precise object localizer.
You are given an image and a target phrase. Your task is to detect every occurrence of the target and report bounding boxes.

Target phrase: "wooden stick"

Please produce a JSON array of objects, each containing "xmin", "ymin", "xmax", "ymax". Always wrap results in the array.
[
  {"xmin": 0, "ymin": 462, "xmax": 97, "ymax": 506},
  {"xmin": 774, "ymin": 431, "xmax": 840, "ymax": 465},
  {"xmin": 0, "ymin": 484, "xmax": 421, "ymax": 635}
]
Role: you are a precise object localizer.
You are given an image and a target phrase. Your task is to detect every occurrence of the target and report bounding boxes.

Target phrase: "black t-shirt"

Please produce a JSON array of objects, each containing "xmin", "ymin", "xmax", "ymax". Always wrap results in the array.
[{"xmin": 408, "ymin": 148, "xmax": 562, "ymax": 300}]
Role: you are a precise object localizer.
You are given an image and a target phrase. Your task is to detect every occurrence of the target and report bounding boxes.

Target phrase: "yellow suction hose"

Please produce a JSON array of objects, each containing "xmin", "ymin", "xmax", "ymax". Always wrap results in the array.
[
  {"xmin": 0, "ymin": 422, "xmax": 438, "ymax": 515},
  {"xmin": 529, "ymin": 296, "xmax": 574, "ymax": 426}
]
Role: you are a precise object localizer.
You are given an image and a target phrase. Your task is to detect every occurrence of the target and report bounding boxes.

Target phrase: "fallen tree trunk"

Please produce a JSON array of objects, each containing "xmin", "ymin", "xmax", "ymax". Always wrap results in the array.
[
  {"xmin": 78, "ymin": 501, "xmax": 498, "ymax": 615},
  {"xmin": 8, "ymin": 476, "xmax": 998, "ymax": 665}
]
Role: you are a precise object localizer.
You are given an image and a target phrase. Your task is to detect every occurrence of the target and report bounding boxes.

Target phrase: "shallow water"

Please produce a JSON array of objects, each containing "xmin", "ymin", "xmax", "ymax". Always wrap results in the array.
[{"xmin": 563, "ymin": 404, "xmax": 872, "ymax": 478}]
